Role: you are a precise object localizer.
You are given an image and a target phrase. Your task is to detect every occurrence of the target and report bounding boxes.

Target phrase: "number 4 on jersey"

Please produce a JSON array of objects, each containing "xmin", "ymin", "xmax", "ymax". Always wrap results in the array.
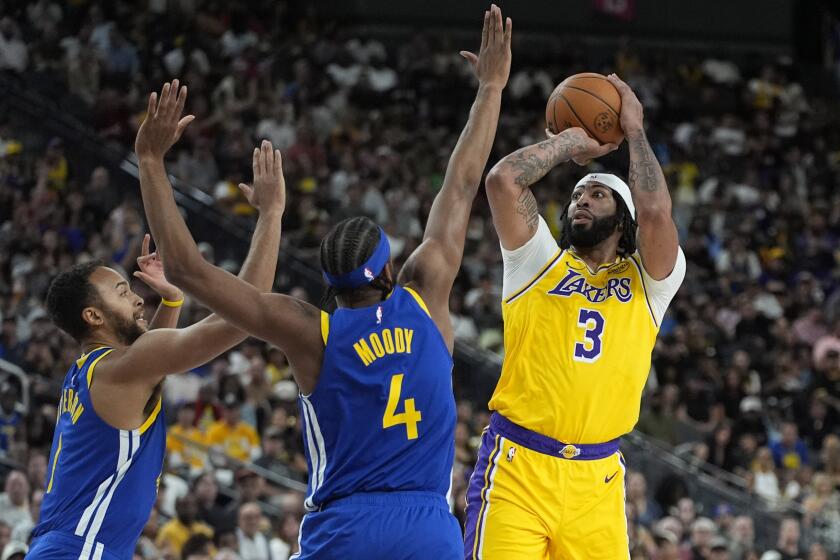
[{"xmin": 383, "ymin": 374, "xmax": 422, "ymax": 440}]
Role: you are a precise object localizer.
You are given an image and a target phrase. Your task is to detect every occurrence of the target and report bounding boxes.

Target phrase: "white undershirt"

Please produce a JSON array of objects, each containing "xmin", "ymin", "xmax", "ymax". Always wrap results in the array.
[{"xmin": 501, "ymin": 216, "xmax": 686, "ymax": 325}]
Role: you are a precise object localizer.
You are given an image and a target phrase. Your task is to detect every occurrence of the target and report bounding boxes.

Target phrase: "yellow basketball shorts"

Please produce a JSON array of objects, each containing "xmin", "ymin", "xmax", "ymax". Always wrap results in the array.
[{"xmin": 463, "ymin": 413, "xmax": 629, "ymax": 559}]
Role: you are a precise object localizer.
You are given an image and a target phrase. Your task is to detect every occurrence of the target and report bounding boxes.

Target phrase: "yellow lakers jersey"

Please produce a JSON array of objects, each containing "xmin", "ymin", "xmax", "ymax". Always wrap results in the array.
[{"xmin": 489, "ymin": 249, "xmax": 660, "ymax": 444}]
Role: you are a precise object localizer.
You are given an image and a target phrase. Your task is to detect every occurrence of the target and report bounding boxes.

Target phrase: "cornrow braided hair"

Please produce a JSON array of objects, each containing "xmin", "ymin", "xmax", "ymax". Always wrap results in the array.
[
  {"xmin": 558, "ymin": 194, "xmax": 637, "ymax": 257},
  {"xmin": 319, "ymin": 217, "xmax": 392, "ymax": 311}
]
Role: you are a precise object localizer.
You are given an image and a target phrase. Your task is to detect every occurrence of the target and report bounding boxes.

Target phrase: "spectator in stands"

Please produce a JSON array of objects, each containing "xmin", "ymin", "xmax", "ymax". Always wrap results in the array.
[
  {"xmin": 728, "ymin": 515, "xmax": 756, "ymax": 560},
  {"xmin": 766, "ymin": 517, "xmax": 805, "ymax": 560},
  {"xmin": 222, "ymin": 469, "xmax": 267, "ymax": 531},
  {"xmin": 253, "ymin": 427, "xmax": 297, "ymax": 483},
  {"xmin": 155, "ymin": 495, "xmax": 214, "ymax": 558},
  {"xmin": 10, "ymin": 487, "xmax": 41, "ymax": 542},
  {"xmin": 181, "ymin": 533, "xmax": 214, "ymax": 560},
  {"xmin": 166, "ymin": 402, "xmax": 207, "ymax": 474},
  {"xmin": 685, "ymin": 517, "xmax": 718, "ymax": 560},
  {"xmin": 627, "ymin": 471, "xmax": 663, "ymax": 529},
  {"xmin": 751, "ymin": 447, "xmax": 781, "ymax": 505},
  {"xmin": 192, "ymin": 472, "xmax": 228, "ymax": 533},
  {"xmin": 269, "ymin": 513, "xmax": 300, "ymax": 560},
  {"xmin": 0, "ymin": 541, "xmax": 27, "ymax": 560},
  {"xmin": 802, "ymin": 473, "xmax": 840, "ymax": 556},
  {"xmin": 236, "ymin": 502, "xmax": 270, "ymax": 560},
  {"xmin": 770, "ymin": 422, "xmax": 810, "ymax": 471},
  {"xmin": 0, "ymin": 382, "xmax": 22, "ymax": 457},
  {"xmin": 0, "ymin": 521, "xmax": 10, "ymax": 556},
  {"xmin": 25, "ymin": 450, "xmax": 46, "ymax": 493},
  {"xmin": 0, "ymin": 471, "xmax": 28, "ymax": 529},
  {"xmin": 205, "ymin": 393, "xmax": 260, "ymax": 463}
]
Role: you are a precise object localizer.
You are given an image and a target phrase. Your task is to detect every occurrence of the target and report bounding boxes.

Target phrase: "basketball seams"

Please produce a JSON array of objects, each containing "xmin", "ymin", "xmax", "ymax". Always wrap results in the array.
[
  {"xmin": 556, "ymin": 92, "xmax": 602, "ymax": 143},
  {"xmin": 561, "ymin": 84, "xmax": 620, "ymax": 118}
]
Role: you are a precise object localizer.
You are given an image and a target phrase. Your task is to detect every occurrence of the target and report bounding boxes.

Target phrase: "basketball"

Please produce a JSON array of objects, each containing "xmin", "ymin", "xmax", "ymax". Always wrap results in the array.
[{"xmin": 546, "ymin": 73, "xmax": 624, "ymax": 145}]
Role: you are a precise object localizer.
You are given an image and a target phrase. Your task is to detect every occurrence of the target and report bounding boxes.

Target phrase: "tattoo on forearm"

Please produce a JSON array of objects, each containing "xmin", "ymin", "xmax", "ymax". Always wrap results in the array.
[
  {"xmin": 627, "ymin": 132, "xmax": 661, "ymax": 193},
  {"xmin": 515, "ymin": 187, "xmax": 539, "ymax": 235},
  {"xmin": 503, "ymin": 134, "xmax": 586, "ymax": 188}
]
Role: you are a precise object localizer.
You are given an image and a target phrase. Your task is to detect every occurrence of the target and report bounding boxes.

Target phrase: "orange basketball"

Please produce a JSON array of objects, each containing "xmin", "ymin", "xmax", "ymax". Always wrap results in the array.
[{"xmin": 546, "ymin": 73, "xmax": 624, "ymax": 145}]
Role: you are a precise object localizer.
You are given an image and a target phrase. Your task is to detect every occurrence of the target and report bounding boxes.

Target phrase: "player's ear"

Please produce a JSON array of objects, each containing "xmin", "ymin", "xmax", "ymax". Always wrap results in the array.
[
  {"xmin": 382, "ymin": 262, "xmax": 395, "ymax": 288},
  {"xmin": 82, "ymin": 306, "xmax": 104, "ymax": 328}
]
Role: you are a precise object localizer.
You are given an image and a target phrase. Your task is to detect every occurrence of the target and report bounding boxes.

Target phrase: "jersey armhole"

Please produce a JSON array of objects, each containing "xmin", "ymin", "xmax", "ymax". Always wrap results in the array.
[
  {"xmin": 85, "ymin": 348, "xmax": 115, "ymax": 389},
  {"xmin": 320, "ymin": 310, "xmax": 330, "ymax": 345},
  {"xmin": 403, "ymin": 286, "xmax": 432, "ymax": 317},
  {"xmin": 138, "ymin": 398, "xmax": 162, "ymax": 434}
]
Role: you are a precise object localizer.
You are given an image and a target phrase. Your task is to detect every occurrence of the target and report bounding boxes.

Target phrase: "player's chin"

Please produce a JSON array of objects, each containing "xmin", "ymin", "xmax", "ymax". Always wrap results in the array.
[{"xmin": 136, "ymin": 318, "xmax": 149, "ymax": 332}]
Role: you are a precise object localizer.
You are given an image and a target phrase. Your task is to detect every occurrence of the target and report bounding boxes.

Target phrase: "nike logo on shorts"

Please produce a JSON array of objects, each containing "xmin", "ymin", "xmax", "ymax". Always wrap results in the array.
[{"xmin": 604, "ymin": 471, "xmax": 618, "ymax": 484}]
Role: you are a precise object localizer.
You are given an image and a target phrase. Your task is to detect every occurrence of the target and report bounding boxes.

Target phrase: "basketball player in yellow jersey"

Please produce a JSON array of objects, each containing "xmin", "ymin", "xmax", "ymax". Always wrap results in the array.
[{"xmin": 463, "ymin": 74, "xmax": 686, "ymax": 559}]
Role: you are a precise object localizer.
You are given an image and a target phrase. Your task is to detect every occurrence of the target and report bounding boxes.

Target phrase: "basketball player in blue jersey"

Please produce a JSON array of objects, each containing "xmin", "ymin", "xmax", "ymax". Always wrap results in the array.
[
  {"xmin": 133, "ymin": 6, "xmax": 511, "ymax": 558},
  {"xmin": 27, "ymin": 141, "xmax": 286, "ymax": 560}
]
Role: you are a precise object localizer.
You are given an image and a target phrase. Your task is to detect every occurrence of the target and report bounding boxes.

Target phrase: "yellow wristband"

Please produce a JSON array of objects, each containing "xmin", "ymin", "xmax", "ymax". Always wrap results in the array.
[{"xmin": 161, "ymin": 297, "xmax": 184, "ymax": 308}]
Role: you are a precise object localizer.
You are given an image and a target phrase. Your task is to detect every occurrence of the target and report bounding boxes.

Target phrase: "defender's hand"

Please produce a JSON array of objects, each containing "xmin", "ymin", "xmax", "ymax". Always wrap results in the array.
[
  {"xmin": 133, "ymin": 234, "xmax": 183, "ymax": 301},
  {"xmin": 238, "ymin": 140, "xmax": 286, "ymax": 214},
  {"xmin": 606, "ymin": 73, "xmax": 644, "ymax": 136},
  {"xmin": 460, "ymin": 4, "xmax": 512, "ymax": 90},
  {"xmin": 135, "ymin": 79, "xmax": 195, "ymax": 160}
]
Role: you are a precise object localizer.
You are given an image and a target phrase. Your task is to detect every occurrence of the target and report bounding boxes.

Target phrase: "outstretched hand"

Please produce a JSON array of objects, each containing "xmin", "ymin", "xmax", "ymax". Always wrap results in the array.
[
  {"xmin": 133, "ymin": 234, "xmax": 183, "ymax": 301},
  {"xmin": 238, "ymin": 140, "xmax": 286, "ymax": 214},
  {"xmin": 460, "ymin": 4, "xmax": 512, "ymax": 90},
  {"xmin": 546, "ymin": 127, "xmax": 618, "ymax": 166},
  {"xmin": 135, "ymin": 79, "xmax": 195, "ymax": 160}
]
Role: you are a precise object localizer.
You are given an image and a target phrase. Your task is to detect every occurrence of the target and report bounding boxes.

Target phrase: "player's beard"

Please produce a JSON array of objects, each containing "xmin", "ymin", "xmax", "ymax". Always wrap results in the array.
[
  {"xmin": 566, "ymin": 210, "xmax": 621, "ymax": 249},
  {"xmin": 103, "ymin": 305, "xmax": 146, "ymax": 345}
]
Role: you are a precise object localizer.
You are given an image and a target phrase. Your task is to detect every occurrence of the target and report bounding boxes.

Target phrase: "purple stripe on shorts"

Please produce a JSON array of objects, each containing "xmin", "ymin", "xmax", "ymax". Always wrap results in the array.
[{"xmin": 463, "ymin": 429, "xmax": 501, "ymax": 559}]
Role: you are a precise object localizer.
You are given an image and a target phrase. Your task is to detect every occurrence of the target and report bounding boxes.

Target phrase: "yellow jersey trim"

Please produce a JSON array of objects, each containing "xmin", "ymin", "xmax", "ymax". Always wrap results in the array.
[
  {"xmin": 403, "ymin": 287, "xmax": 431, "ymax": 317},
  {"xmin": 76, "ymin": 346, "xmax": 110, "ymax": 369},
  {"xmin": 628, "ymin": 254, "xmax": 658, "ymax": 327},
  {"xmin": 46, "ymin": 433, "xmax": 62, "ymax": 493},
  {"xmin": 320, "ymin": 310, "xmax": 330, "ymax": 345},
  {"xmin": 504, "ymin": 250, "xmax": 564, "ymax": 304},
  {"xmin": 139, "ymin": 397, "xmax": 162, "ymax": 434},
  {"xmin": 567, "ymin": 250, "xmax": 621, "ymax": 273},
  {"xmin": 85, "ymin": 348, "xmax": 115, "ymax": 388}
]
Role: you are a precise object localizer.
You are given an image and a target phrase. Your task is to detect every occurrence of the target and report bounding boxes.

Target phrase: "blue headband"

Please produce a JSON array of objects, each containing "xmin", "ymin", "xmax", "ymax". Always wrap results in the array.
[{"xmin": 323, "ymin": 227, "xmax": 391, "ymax": 289}]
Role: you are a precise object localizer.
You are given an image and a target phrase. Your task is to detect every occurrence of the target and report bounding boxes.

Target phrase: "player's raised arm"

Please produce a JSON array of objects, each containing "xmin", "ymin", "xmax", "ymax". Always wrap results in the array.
[
  {"xmin": 485, "ymin": 127, "xmax": 618, "ymax": 251},
  {"xmin": 132, "ymin": 80, "xmax": 322, "ymax": 391},
  {"xmin": 606, "ymin": 73, "xmax": 679, "ymax": 279},
  {"xmin": 398, "ymin": 5, "xmax": 510, "ymax": 345}
]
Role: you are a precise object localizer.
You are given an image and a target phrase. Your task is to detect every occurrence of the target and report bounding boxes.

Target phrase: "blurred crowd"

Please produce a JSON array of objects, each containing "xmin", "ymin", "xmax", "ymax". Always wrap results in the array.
[{"xmin": 1, "ymin": 0, "xmax": 840, "ymax": 559}]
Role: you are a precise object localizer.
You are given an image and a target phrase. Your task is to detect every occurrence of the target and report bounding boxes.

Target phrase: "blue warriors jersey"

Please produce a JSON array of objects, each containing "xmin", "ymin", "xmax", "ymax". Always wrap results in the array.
[
  {"xmin": 300, "ymin": 286, "xmax": 456, "ymax": 511},
  {"xmin": 31, "ymin": 347, "xmax": 166, "ymax": 560}
]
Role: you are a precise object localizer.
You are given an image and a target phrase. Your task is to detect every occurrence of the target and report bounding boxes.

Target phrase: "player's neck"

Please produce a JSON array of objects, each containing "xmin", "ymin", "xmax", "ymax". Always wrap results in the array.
[
  {"xmin": 81, "ymin": 333, "xmax": 124, "ymax": 354},
  {"xmin": 569, "ymin": 243, "xmax": 619, "ymax": 274},
  {"xmin": 336, "ymin": 287, "xmax": 387, "ymax": 309}
]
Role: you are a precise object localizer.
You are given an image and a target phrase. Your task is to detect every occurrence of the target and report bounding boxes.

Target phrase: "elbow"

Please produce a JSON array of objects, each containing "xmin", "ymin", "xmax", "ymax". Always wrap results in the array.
[
  {"xmin": 485, "ymin": 166, "xmax": 513, "ymax": 193},
  {"xmin": 165, "ymin": 253, "xmax": 203, "ymax": 288},
  {"xmin": 635, "ymin": 203, "xmax": 673, "ymax": 225}
]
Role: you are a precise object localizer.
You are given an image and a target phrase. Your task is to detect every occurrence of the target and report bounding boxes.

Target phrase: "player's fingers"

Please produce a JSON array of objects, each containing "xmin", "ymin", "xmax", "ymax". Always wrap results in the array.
[
  {"xmin": 545, "ymin": 128, "xmax": 556, "ymax": 138},
  {"xmin": 274, "ymin": 149, "xmax": 282, "ymax": 176},
  {"xmin": 252, "ymin": 147, "xmax": 260, "ymax": 178},
  {"xmin": 480, "ymin": 10, "xmax": 489, "ymax": 52},
  {"xmin": 147, "ymin": 92, "xmax": 157, "ymax": 117},
  {"xmin": 493, "ymin": 5, "xmax": 503, "ymax": 43},
  {"xmin": 261, "ymin": 139, "xmax": 271, "ymax": 176},
  {"xmin": 460, "ymin": 51, "xmax": 478, "ymax": 68},
  {"xmin": 504, "ymin": 17, "xmax": 512, "ymax": 47},
  {"xmin": 174, "ymin": 84, "xmax": 188, "ymax": 118},
  {"xmin": 141, "ymin": 233, "xmax": 150, "ymax": 256},
  {"xmin": 159, "ymin": 82, "xmax": 172, "ymax": 117},
  {"xmin": 607, "ymin": 73, "xmax": 630, "ymax": 93},
  {"xmin": 238, "ymin": 183, "xmax": 254, "ymax": 198},
  {"xmin": 132, "ymin": 271, "xmax": 153, "ymax": 284},
  {"xmin": 167, "ymin": 79, "xmax": 180, "ymax": 116}
]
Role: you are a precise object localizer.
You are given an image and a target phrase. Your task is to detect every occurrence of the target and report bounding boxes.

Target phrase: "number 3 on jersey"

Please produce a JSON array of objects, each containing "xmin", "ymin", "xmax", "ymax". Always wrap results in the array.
[
  {"xmin": 383, "ymin": 374, "xmax": 422, "ymax": 440},
  {"xmin": 574, "ymin": 308, "xmax": 605, "ymax": 362}
]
